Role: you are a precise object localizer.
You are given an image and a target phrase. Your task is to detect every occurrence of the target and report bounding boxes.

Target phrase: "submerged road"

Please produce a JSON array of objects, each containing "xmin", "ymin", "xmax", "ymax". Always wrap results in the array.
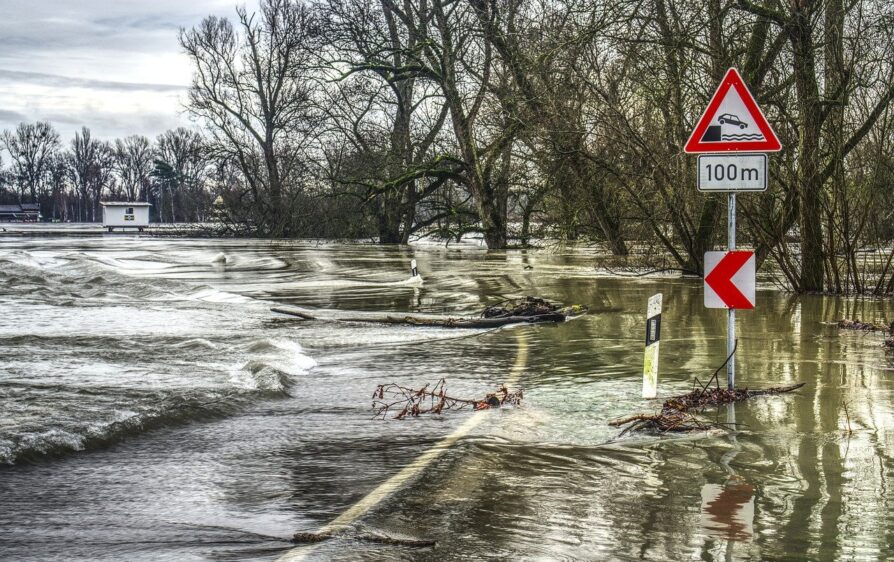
[{"xmin": 276, "ymin": 328, "xmax": 530, "ymax": 561}]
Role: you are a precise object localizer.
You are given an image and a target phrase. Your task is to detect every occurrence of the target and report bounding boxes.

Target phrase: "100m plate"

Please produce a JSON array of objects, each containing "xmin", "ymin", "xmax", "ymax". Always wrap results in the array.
[{"xmin": 697, "ymin": 153, "xmax": 767, "ymax": 192}]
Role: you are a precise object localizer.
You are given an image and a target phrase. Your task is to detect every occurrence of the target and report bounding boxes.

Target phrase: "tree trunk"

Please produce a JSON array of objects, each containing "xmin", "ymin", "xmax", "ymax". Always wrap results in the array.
[
  {"xmin": 378, "ymin": 205, "xmax": 403, "ymax": 244},
  {"xmin": 263, "ymin": 138, "xmax": 284, "ymax": 236},
  {"xmin": 790, "ymin": 7, "xmax": 825, "ymax": 292},
  {"xmin": 379, "ymin": 74, "xmax": 414, "ymax": 245},
  {"xmin": 170, "ymin": 185, "xmax": 176, "ymax": 223}
]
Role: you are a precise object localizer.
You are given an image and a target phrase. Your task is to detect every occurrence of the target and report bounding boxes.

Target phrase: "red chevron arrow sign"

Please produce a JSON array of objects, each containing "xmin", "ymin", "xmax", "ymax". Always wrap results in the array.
[{"xmin": 704, "ymin": 251, "xmax": 755, "ymax": 309}]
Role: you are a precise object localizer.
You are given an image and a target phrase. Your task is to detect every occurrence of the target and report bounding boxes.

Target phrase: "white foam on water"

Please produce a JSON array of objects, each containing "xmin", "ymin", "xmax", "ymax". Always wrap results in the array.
[
  {"xmin": 231, "ymin": 338, "xmax": 317, "ymax": 392},
  {"xmin": 187, "ymin": 287, "xmax": 253, "ymax": 304},
  {"xmin": 395, "ymin": 274, "xmax": 424, "ymax": 286}
]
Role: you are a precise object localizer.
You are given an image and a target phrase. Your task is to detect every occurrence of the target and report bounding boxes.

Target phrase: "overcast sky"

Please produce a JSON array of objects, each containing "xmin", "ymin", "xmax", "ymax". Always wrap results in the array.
[{"xmin": 0, "ymin": 0, "xmax": 238, "ymax": 143}]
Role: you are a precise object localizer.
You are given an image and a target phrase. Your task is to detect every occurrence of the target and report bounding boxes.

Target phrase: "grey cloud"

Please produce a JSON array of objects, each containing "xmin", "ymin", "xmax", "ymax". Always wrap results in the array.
[
  {"xmin": 33, "ymin": 110, "xmax": 189, "ymax": 143},
  {"xmin": 0, "ymin": 109, "xmax": 29, "ymax": 123},
  {"xmin": 0, "ymin": 69, "xmax": 186, "ymax": 92},
  {"xmin": 93, "ymin": 14, "xmax": 186, "ymax": 31}
]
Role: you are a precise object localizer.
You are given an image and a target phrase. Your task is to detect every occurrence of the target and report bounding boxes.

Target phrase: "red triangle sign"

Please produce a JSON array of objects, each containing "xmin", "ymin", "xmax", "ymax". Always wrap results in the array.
[{"xmin": 684, "ymin": 68, "xmax": 781, "ymax": 153}]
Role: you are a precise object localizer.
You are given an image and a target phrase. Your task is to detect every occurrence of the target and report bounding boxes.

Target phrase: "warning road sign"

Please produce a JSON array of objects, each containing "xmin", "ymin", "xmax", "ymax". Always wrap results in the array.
[
  {"xmin": 685, "ymin": 68, "xmax": 781, "ymax": 153},
  {"xmin": 704, "ymin": 251, "xmax": 755, "ymax": 309}
]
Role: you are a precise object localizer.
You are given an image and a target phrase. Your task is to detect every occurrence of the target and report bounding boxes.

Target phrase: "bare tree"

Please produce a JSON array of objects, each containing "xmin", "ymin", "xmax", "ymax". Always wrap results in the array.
[
  {"xmin": 67, "ymin": 128, "xmax": 99, "ymax": 222},
  {"xmin": 153, "ymin": 128, "xmax": 210, "ymax": 222},
  {"xmin": 67, "ymin": 128, "xmax": 114, "ymax": 222},
  {"xmin": 324, "ymin": 0, "xmax": 457, "ymax": 244},
  {"xmin": 114, "ymin": 135, "xmax": 154, "ymax": 202},
  {"xmin": 736, "ymin": 0, "xmax": 894, "ymax": 292},
  {"xmin": 46, "ymin": 153, "xmax": 69, "ymax": 221},
  {"xmin": 180, "ymin": 0, "xmax": 321, "ymax": 236},
  {"xmin": 1, "ymin": 121, "xmax": 60, "ymax": 204}
]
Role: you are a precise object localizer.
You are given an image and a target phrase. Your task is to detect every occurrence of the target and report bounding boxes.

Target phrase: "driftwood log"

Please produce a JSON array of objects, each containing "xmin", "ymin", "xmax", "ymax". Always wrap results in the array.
[
  {"xmin": 272, "ymin": 297, "xmax": 587, "ymax": 328},
  {"xmin": 292, "ymin": 531, "xmax": 435, "ymax": 547}
]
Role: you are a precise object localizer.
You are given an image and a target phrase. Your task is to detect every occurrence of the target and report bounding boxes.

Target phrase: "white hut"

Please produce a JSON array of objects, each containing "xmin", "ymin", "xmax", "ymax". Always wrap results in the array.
[{"xmin": 101, "ymin": 202, "xmax": 151, "ymax": 232}]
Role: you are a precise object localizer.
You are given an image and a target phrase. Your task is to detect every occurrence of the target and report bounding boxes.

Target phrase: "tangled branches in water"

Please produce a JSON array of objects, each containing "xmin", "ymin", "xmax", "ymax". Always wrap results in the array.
[
  {"xmin": 837, "ymin": 318, "xmax": 892, "ymax": 332},
  {"xmin": 610, "ymin": 343, "xmax": 805, "ymax": 435},
  {"xmin": 372, "ymin": 379, "xmax": 523, "ymax": 420},
  {"xmin": 610, "ymin": 383, "xmax": 806, "ymax": 436},
  {"xmin": 836, "ymin": 319, "xmax": 894, "ymax": 350},
  {"xmin": 609, "ymin": 411, "xmax": 711, "ymax": 435},
  {"xmin": 481, "ymin": 296, "xmax": 587, "ymax": 319}
]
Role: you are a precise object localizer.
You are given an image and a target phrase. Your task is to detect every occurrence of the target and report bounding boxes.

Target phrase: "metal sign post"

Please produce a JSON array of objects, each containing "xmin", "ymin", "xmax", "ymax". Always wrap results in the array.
[
  {"xmin": 727, "ymin": 193, "xmax": 736, "ymax": 389},
  {"xmin": 685, "ymin": 67, "xmax": 782, "ymax": 391}
]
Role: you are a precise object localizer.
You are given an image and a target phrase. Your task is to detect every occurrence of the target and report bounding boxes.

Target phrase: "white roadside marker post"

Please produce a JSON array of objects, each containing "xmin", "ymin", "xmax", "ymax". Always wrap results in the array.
[
  {"xmin": 643, "ymin": 293, "xmax": 663, "ymax": 399},
  {"xmin": 410, "ymin": 259, "xmax": 418, "ymax": 277}
]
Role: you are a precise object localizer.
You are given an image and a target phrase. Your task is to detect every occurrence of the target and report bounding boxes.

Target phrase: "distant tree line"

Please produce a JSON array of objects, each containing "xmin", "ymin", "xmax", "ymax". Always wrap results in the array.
[
  {"xmin": 0, "ymin": 124, "xmax": 215, "ymax": 223},
  {"xmin": 3, "ymin": 0, "xmax": 894, "ymax": 296}
]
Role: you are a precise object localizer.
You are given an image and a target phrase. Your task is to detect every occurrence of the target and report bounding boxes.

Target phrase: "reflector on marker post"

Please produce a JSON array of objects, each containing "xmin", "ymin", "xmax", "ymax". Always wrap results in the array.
[
  {"xmin": 643, "ymin": 293, "xmax": 662, "ymax": 399},
  {"xmin": 410, "ymin": 259, "xmax": 418, "ymax": 277}
]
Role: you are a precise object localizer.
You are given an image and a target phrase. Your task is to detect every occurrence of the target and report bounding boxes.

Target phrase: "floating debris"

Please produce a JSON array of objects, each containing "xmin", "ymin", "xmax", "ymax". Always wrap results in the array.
[
  {"xmin": 272, "ymin": 296, "xmax": 587, "ymax": 328},
  {"xmin": 291, "ymin": 531, "xmax": 435, "ymax": 547},
  {"xmin": 610, "ymin": 383, "xmax": 804, "ymax": 436},
  {"xmin": 482, "ymin": 296, "xmax": 585, "ymax": 319},
  {"xmin": 662, "ymin": 384, "xmax": 806, "ymax": 413},
  {"xmin": 609, "ymin": 411, "xmax": 710, "ymax": 435},
  {"xmin": 836, "ymin": 319, "xmax": 892, "ymax": 332},
  {"xmin": 610, "ymin": 348, "xmax": 804, "ymax": 435},
  {"xmin": 292, "ymin": 532, "xmax": 331, "ymax": 543},
  {"xmin": 372, "ymin": 378, "xmax": 523, "ymax": 420}
]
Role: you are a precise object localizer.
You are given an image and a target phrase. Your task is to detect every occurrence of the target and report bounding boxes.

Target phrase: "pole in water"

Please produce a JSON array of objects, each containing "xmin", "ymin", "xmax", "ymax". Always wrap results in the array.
[
  {"xmin": 410, "ymin": 259, "xmax": 418, "ymax": 277},
  {"xmin": 642, "ymin": 293, "xmax": 662, "ymax": 399},
  {"xmin": 727, "ymin": 192, "xmax": 736, "ymax": 390}
]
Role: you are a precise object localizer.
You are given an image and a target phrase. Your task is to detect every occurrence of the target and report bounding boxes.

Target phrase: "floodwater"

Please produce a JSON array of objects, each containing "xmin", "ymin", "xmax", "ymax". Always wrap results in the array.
[{"xmin": 1, "ymin": 231, "xmax": 892, "ymax": 561}]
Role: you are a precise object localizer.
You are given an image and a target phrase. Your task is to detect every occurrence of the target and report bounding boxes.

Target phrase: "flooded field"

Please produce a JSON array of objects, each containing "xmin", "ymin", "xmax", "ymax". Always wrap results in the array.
[{"xmin": 1, "ymin": 231, "xmax": 892, "ymax": 561}]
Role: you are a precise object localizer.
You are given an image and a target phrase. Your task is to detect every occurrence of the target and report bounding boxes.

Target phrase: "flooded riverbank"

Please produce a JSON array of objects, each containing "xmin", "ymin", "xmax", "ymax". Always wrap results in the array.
[{"xmin": 1, "ymin": 232, "xmax": 892, "ymax": 560}]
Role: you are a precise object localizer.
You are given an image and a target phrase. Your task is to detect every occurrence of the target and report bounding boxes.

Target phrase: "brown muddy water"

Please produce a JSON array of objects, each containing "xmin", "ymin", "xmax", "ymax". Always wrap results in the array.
[{"xmin": 0, "ymin": 231, "xmax": 892, "ymax": 561}]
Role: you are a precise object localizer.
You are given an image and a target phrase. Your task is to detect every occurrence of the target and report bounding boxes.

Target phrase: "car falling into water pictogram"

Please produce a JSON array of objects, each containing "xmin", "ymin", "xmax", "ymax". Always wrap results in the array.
[{"xmin": 718, "ymin": 114, "xmax": 748, "ymax": 129}]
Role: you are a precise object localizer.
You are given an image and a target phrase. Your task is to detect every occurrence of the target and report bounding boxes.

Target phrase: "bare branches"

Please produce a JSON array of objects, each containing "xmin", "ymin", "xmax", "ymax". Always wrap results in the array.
[
  {"xmin": 179, "ymin": 0, "xmax": 321, "ymax": 236},
  {"xmin": 610, "ymin": 340, "xmax": 804, "ymax": 435},
  {"xmin": 372, "ymin": 378, "xmax": 523, "ymax": 419},
  {"xmin": 1, "ymin": 121, "xmax": 60, "ymax": 203}
]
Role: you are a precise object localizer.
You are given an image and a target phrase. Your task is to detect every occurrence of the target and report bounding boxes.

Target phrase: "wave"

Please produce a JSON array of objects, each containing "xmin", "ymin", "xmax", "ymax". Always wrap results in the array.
[
  {"xmin": 0, "ymin": 335, "xmax": 316, "ymax": 467},
  {"xmin": 237, "ymin": 361, "xmax": 296, "ymax": 394},
  {"xmin": 0, "ymin": 388, "xmax": 262, "ymax": 466},
  {"xmin": 237, "ymin": 338, "xmax": 317, "ymax": 377},
  {"xmin": 720, "ymin": 134, "xmax": 764, "ymax": 141},
  {"xmin": 171, "ymin": 338, "xmax": 219, "ymax": 351},
  {"xmin": 0, "ymin": 251, "xmax": 257, "ymax": 306},
  {"xmin": 0, "ymin": 248, "xmax": 320, "ymax": 467},
  {"xmin": 183, "ymin": 286, "xmax": 253, "ymax": 304}
]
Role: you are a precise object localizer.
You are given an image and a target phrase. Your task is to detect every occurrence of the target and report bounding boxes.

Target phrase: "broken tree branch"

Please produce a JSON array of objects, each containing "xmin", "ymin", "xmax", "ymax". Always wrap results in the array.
[
  {"xmin": 272, "ymin": 296, "xmax": 588, "ymax": 329},
  {"xmin": 372, "ymin": 378, "xmax": 523, "ymax": 419}
]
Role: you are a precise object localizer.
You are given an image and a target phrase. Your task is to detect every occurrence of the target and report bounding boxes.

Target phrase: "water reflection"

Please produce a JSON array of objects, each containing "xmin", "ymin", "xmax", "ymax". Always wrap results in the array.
[{"xmin": 701, "ymin": 480, "xmax": 754, "ymax": 542}]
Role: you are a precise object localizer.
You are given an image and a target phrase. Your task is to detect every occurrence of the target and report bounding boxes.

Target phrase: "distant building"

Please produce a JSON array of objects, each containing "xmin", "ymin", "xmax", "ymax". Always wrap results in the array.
[
  {"xmin": 0, "ymin": 204, "xmax": 41, "ymax": 222},
  {"xmin": 101, "ymin": 202, "xmax": 151, "ymax": 232}
]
